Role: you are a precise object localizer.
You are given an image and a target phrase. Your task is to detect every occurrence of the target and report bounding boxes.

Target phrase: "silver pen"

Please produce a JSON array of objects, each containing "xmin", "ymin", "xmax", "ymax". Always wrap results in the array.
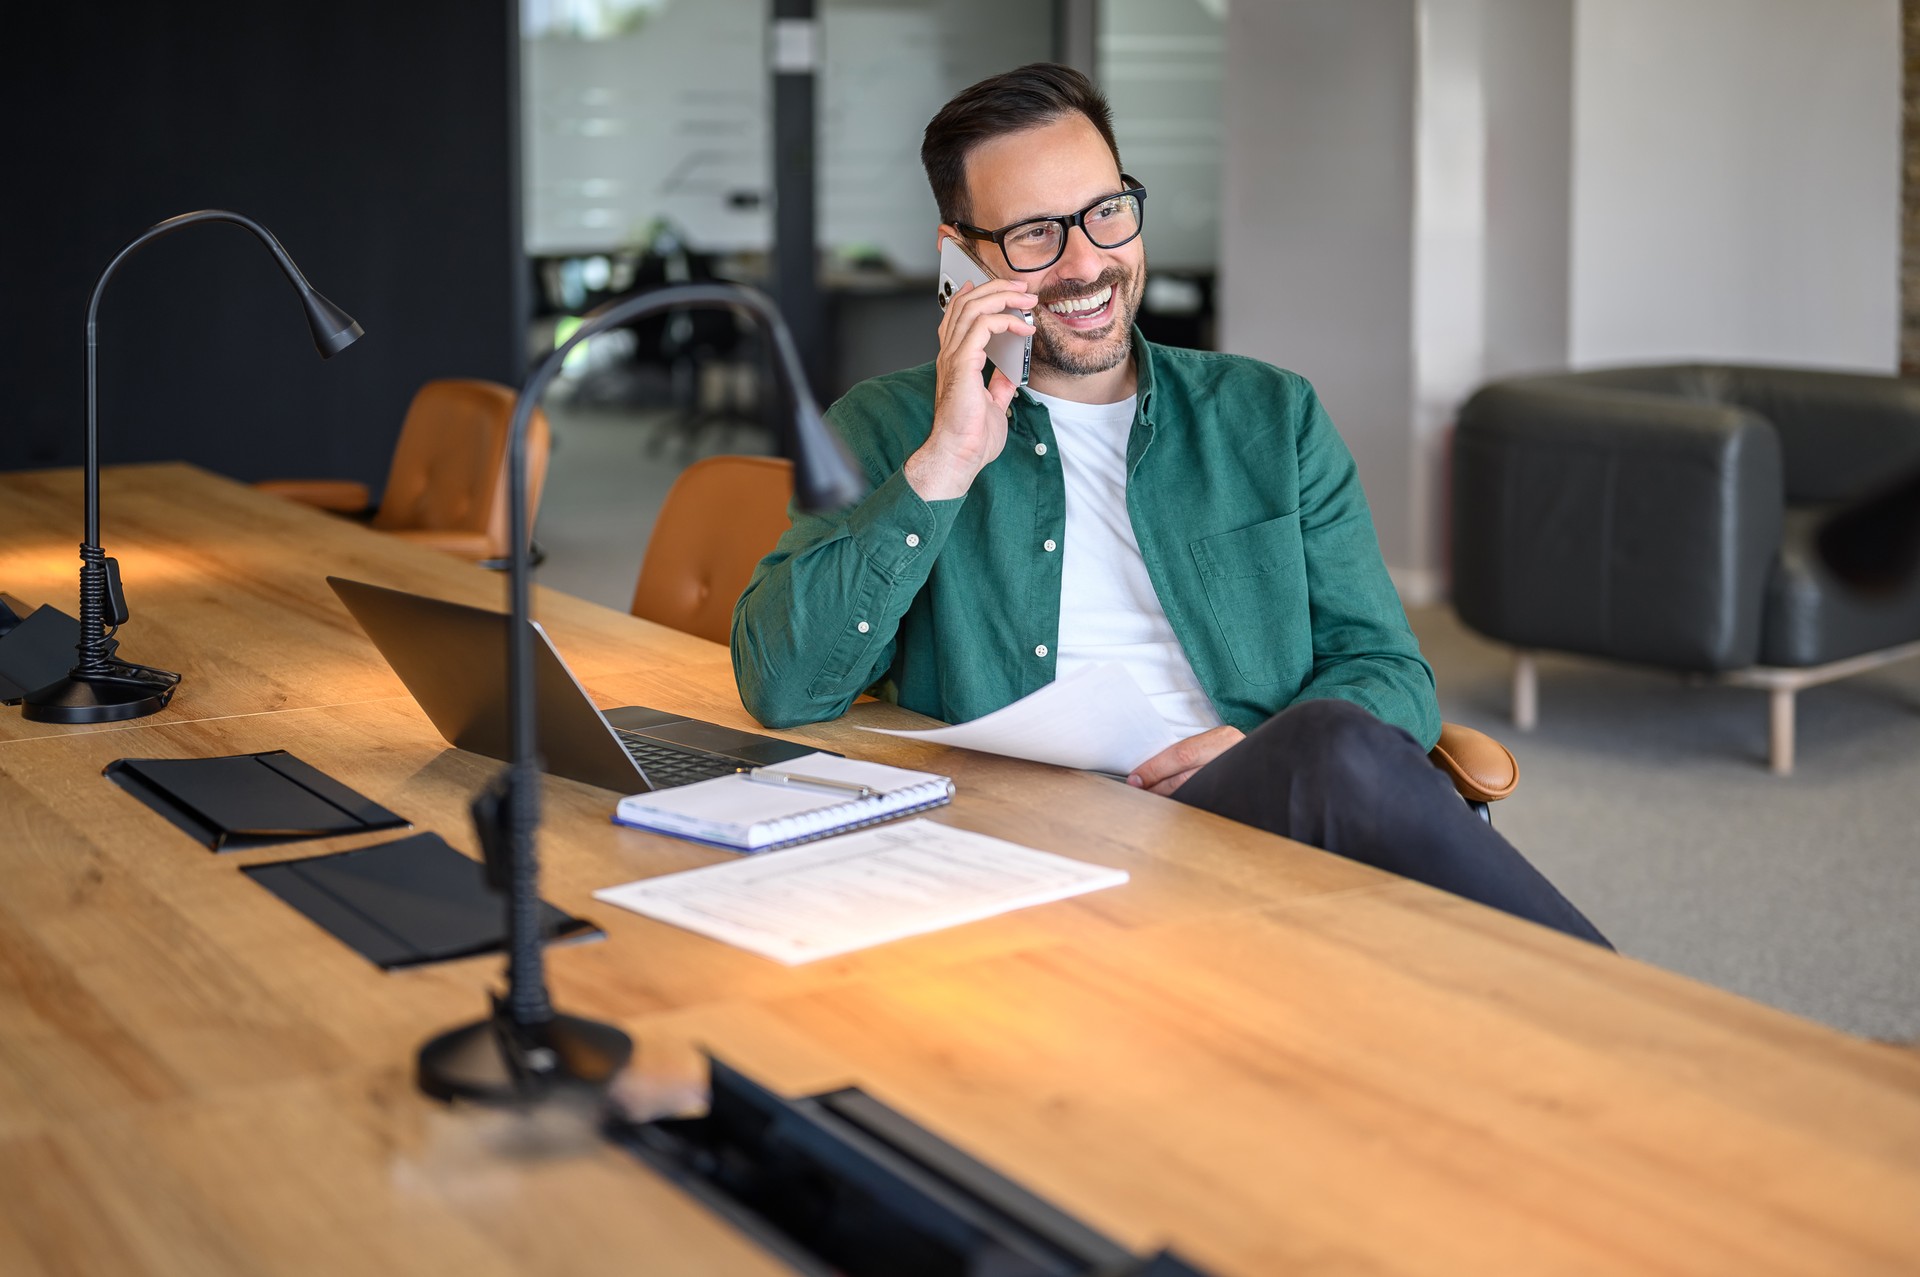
[{"xmin": 743, "ymin": 768, "xmax": 877, "ymax": 799}]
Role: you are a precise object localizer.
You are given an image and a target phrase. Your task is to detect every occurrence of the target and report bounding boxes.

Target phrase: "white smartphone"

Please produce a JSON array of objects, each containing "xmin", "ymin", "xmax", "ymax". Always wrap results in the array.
[{"xmin": 936, "ymin": 236, "xmax": 1032, "ymax": 388}]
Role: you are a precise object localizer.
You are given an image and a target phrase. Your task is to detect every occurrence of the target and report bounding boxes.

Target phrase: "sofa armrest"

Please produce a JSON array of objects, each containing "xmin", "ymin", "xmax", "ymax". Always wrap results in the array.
[{"xmin": 1452, "ymin": 381, "xmax": 1784, "ymax": 671}]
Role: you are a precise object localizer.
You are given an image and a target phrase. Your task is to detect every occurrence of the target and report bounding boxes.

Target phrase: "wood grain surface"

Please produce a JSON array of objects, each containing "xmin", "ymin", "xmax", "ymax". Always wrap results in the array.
[{"xmin": 3, "ymin": 464, "xmax": 1918, "ymax": 1276}]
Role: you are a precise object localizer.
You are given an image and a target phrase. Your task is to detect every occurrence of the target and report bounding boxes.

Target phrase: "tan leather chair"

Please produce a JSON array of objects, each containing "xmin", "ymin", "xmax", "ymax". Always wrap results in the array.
[
  {"xmin": 256, "ymin": 379, "xmax": 551, "ymax": 563},
  {"xmin": 632, "ymin": 455, "xmax": 794, "ymax": 646},
  {"xmin": 632, "ymin": 454, "xmax": 1518, "ymax": 812}
]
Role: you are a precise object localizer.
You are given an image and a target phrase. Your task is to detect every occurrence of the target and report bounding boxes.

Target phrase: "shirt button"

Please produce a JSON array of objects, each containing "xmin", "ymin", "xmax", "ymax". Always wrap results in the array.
[
  {"xmin": 1034, "ymin": 442, "xmax": 1048, "ymax": 456},
  {"xmin": 905, "ymin": 533, "xmax": 920, "ymax": 548},
  {"xmin": 1043, "ymin": 538, "xmax": 1057, "ymax": 553},
  {"xmin": 857, "ymin": 620, "xmax": 870, "ymax": 634},
  {"xmin": 1034, "ymin": 644, "xmax": 1048, "ymax": 658}
]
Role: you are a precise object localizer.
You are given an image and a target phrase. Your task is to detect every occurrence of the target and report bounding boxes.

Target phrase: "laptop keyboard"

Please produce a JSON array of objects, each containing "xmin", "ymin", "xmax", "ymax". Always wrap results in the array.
[{"xmin": 614, "ymin": 731, "xmax": 745, "ymax": 789}]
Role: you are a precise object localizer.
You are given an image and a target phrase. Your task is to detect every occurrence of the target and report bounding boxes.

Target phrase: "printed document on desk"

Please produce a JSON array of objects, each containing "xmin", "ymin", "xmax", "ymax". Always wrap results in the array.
[
  {"xmin": 856, "ymin": 662, "xmax": 1179, "ymax": 775},
  {"xmin": 593, "ymin": 819, "xmax": 1127, "ymax": 964}
]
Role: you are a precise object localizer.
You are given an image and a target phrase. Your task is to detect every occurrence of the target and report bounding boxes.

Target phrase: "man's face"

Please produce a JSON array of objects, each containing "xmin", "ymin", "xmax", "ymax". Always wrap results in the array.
[{"xmin": 946, "ymin": 114, "xmax": 1146, "ymax": 380}]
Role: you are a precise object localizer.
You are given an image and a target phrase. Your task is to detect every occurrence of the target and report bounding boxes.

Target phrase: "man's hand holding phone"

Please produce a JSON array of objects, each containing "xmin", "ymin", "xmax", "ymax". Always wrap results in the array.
[{"xmin": 906, "ymin": 245, "xmax": 1037, "ymax": 502}]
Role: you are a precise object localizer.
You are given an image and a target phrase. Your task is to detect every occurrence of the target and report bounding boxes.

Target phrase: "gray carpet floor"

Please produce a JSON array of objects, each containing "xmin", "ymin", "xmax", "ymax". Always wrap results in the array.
[
  {"xmin": 1413, "ymin": 606, "xmax": 1920, "ymax": 1041},
  {"xmin": 535, "ymin": 400, "xmax": 1920, "ymax": 1041}
]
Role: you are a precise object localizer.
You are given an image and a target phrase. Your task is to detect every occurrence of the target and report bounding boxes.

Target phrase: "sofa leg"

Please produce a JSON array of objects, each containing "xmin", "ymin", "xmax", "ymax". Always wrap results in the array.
[
  {"xmin": 1513, "ymin": 650, "xmax": 1537, "ymax": 730},
  {"xmin": 1770, "ymin": 687, "xmax": 1795, "ymax": 776}
]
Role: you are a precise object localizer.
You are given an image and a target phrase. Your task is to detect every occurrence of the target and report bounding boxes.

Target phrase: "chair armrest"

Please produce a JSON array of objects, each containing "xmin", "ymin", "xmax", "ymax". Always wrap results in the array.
[
  {"xmin": 384, "ymin": 529, "xmax": 498, "ymax": 561},
  {"xmin": 1452, "ymin": 380, "xmax": 1784, "ymax": 671},
  {"xmin": 254, "ymin": 479, "xmax": 372, "ymax": 515},
  {"xmin": 1429, "ymin": 722, "xmax": 1517, "ymax": 803}
]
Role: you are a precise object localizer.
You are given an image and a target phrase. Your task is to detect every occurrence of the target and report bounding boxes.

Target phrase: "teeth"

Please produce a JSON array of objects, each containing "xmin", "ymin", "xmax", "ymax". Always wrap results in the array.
[{"xmin": 1046, "ymin": 285, "xmax": 1112, "ymax": 316}]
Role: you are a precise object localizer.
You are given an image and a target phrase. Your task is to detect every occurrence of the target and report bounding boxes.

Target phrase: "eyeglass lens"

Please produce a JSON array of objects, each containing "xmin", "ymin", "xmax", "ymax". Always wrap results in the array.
[{"xmin": 1003, "ymin": 193, "xmax": 1143, "ymax": 270}]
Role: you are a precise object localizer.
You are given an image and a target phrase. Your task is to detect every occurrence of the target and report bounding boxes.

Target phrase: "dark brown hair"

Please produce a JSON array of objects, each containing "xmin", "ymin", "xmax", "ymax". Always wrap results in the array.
[{"xmin": 920, "ymin": 63, "xmax": 1122, "ymax": 226}]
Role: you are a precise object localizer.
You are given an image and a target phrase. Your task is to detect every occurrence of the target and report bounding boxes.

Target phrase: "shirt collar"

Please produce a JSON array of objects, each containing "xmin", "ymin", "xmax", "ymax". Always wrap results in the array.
[
  {"xmin": 1129, "ymin": 326, "xmax": 1157, "ymax": 416},
  {"xmin": 1013, "ymin": 326, "xmax": 1157, "ymax": 422}
]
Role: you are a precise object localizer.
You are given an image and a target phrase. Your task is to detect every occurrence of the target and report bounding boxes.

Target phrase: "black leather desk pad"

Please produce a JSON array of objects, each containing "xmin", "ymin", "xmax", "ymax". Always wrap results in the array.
[
  {"xmin": 105, "ymin": 750, "xmax": 408, "ymax": 851},
  {"xmin": 244, "ymin": 831, "xmax": 600, "ymax": 969}
]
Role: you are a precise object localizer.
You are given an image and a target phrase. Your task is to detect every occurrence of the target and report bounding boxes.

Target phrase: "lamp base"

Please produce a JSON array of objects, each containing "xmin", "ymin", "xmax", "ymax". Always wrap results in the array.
[
  {"xmin": 21, "ymin": 661, "xmax": 180, "ymax": 724},
  {"xmin": 418, "ymin": 999, "xmax": 633, "ymax": 1106}
]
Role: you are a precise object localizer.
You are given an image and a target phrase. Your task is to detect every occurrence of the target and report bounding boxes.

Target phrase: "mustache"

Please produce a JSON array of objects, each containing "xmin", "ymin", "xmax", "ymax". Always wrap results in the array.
[{"xmin": 1037, "ymin": 266, "xmax": 1132, "ymax": 308}]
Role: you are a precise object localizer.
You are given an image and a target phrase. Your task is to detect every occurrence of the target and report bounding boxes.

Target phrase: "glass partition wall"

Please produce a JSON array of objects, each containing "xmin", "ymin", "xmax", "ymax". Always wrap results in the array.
[
  {"xmin": 520, "ymin": 0, "xmax": 1224, "ymax": 372},
  {"xmin": 515, "ymin": 0, "xmax": 1226, "ymax": 608}
]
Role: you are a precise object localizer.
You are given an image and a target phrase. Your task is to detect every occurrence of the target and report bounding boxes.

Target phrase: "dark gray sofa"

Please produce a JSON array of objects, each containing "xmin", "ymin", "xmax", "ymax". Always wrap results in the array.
[{"xmin": 1451, "ymin": 363, "xmax": 1920, "ymax": 773}]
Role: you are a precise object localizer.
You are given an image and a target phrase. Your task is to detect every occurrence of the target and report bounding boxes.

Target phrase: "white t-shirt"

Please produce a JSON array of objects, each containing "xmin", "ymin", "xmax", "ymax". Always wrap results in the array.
[{"xmin": 1027, "ymin": 387, "xmax": 1224, "ymax": 739}]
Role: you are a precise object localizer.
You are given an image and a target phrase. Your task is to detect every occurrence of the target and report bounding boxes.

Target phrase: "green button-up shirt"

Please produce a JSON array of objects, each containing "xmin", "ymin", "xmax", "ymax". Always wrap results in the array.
[{"xmin": 732, "ymin": 330, "xmax": 1440, "ymax": 751}]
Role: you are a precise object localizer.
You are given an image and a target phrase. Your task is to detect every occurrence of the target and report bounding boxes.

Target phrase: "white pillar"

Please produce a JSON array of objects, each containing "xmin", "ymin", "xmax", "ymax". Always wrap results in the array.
[{"xmin": 1220, "ymin": 0, "xmax": 1573, "ymax": 603}]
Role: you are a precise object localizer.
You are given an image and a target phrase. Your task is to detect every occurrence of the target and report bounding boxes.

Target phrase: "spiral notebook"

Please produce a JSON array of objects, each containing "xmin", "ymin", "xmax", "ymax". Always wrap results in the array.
[{"xmin": 612, "ymin": 752, "xmax": 953, "ymax": 852}]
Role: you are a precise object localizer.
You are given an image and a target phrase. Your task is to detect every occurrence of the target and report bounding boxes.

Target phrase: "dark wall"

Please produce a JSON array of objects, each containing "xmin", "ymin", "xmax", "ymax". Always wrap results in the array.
[{"xmin": 0, "ymin": 1, "xmax": 525, "ymax": 491}]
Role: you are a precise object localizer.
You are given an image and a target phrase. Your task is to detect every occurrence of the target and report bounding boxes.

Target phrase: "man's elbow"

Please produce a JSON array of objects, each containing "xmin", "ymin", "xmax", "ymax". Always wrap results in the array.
[
  {"xmin": 731, "ymin": 642, "xmax": 829, "ymax": 730},
  {"xmin": 730, "ymin": 610, "xmax": 858, "ymax": 729},
  {"xmin": 738, "ymin": 680, "xmax": 822, "ymax": 730}
]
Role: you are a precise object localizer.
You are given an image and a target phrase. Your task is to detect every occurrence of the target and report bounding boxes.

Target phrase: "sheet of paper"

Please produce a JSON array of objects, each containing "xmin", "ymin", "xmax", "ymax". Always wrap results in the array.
[
  {"xmin": 855, "ymin": 662, "xmax": 1180, "ymax": 775},
  {"xmin": 592, "ymin": 818, "xmax": 1127, "ymax": 964}
]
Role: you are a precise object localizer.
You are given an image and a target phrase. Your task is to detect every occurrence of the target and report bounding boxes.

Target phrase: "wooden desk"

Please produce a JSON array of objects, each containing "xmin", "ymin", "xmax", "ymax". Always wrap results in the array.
[{"xmin": 4, "ymin": 464, "xmax": 1918, "ymax": 1275}]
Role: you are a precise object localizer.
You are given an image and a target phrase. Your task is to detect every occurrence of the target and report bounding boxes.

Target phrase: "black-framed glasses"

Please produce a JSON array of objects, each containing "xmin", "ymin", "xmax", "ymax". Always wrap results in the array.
[{"xmin": 954, "ymin": 176, "xmax": 1148, "ymax": 273}]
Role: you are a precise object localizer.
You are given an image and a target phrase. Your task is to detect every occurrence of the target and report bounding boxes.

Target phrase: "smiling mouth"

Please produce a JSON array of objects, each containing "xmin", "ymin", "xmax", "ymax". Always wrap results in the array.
[{"xmin": 1044, "ymin": 284, "xmax": 1114, "ymax": 327}]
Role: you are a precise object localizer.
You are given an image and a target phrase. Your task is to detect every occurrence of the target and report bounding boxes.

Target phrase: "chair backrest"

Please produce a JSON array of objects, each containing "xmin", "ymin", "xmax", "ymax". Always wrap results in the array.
[
  {"xmin": 370, "ymin": 379, "xmax": 552, "ymax": 560},
  {"xmin": 632, "ymin": 455, "xmax": 794, "ymax": 645}
]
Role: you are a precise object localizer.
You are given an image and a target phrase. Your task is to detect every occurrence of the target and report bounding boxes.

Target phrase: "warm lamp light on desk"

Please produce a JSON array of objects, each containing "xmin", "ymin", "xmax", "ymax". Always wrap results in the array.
[
  {"xmin": 414, "ymin": 283, "xmax": 862, "ymax": 1107},
  {"xmin": 22, "ymin": 209, "xmax": 364, "ymax": 725}
]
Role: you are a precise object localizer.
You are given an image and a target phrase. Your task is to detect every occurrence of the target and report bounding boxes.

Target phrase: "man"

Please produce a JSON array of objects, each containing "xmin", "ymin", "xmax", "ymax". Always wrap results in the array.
[{"xmin": 733, "ymin": 63, "xmax": 1607, "ymax": 946}]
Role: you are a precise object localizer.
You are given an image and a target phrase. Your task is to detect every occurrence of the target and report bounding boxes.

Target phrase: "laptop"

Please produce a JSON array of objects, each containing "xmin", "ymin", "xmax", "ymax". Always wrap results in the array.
[{"xmin": 327, "ymin": 576, "xmax": 822, "ymax": 793}]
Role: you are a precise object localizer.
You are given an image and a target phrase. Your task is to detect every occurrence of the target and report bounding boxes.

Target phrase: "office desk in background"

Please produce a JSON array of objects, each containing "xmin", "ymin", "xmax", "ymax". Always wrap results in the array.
[{"xmin": 2, "ymin": 463, "xmax": 1918, "ymax": 1276}]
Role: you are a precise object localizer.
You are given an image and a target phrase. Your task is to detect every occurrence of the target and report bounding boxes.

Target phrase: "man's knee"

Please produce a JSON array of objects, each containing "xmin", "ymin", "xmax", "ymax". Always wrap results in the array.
[{"xmin": 1259, "ymin": 698, "xmax": 1418, "ymax": 801}]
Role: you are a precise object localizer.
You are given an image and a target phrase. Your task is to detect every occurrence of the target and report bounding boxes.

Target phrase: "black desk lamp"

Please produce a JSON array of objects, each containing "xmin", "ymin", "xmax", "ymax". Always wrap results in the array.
[
  {"xmin": 22, "ymin": 210, "xmax": 364, "ymax": 725},
  {"xmin": 416, "ymin": 283, "xmax": 862, "ymax": 1106}
]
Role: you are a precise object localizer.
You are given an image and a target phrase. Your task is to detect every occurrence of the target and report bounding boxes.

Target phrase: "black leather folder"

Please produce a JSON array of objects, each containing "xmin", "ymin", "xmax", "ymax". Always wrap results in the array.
[
  {"xmin": 104, "ymin": 750, "xmax": 408, "ymax": 851},
  {"xmin": 0, "ymin": 601, "xmax": 80, "ymax": 703},
  {"xmin": 244, "ymin": 831, "xmax": 599, "ymax": 969}
]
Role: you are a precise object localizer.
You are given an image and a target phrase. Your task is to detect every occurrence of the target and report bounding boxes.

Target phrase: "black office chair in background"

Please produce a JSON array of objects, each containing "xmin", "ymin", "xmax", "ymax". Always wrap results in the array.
[{"xmin": 533, "ymin": 225, "xmax": 768, "ymax": 455}]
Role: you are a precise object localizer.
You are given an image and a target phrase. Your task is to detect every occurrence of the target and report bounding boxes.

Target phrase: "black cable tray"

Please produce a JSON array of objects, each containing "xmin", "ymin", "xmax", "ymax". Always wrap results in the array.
[{"xmin": 605, "ymin": 1056, "xmax": 1213, "ymax": 1277}]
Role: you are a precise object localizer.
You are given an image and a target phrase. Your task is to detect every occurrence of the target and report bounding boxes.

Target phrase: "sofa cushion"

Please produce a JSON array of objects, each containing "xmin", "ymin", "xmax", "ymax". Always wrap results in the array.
[{"xmin": 1760, "ymin": 505, "xmax": 1920, "ymax": 666}]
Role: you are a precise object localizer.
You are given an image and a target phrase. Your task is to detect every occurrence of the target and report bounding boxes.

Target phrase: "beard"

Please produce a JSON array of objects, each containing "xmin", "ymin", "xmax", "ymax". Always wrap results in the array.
[{"xmin": 1031, "ymin": 262, "xmax": 1145, "ymax": 378}]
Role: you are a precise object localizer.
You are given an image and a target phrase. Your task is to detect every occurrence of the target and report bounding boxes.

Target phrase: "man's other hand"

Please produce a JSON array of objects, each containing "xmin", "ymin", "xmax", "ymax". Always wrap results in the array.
[{"xmin": 1126, "ymin": 725, "xmax": 1246, "ymax": 796}]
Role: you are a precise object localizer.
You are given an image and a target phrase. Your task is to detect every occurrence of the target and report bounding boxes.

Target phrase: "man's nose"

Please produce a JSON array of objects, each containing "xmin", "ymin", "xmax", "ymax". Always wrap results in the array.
[{"xmin": 1053, "ymin": 223, "xmax": 1107, "ymax": 282}]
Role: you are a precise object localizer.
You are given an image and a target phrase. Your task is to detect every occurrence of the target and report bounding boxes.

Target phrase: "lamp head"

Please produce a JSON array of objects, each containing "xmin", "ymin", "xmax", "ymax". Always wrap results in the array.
[
  {"xmin": 786, "ymin": 395, "xmax": 866, "ymax": 512},
  {"xmin": 301, "ymin": 288, "xmax": 365, "ymax": 358}
]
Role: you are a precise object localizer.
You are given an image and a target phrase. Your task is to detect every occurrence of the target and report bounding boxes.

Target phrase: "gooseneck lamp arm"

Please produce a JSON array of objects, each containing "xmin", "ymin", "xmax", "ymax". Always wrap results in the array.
[
  {"xmin": 415, "ymin": 282, "xmax": 862, "ymax": 1105},
  {"xmin": 23, "ymin": 210, "xmax": 364, "ymax": 725}
]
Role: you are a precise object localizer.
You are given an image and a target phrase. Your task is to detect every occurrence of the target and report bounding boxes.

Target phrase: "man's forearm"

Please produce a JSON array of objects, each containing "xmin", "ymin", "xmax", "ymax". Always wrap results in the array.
[
  {"xmin": 1290, "ymin": 656, "xmax": 1441, "ymax": 752},
  {"xmin": 732, "ymin": 467, "xmax": 962, "ymax": 728}
]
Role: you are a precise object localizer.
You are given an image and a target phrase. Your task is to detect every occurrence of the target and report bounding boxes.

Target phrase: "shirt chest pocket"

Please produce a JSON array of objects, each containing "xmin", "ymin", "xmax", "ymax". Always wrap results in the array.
[{"xmin": 1190, "ymin": 512, "xmax": 1309, "ymax": 686}]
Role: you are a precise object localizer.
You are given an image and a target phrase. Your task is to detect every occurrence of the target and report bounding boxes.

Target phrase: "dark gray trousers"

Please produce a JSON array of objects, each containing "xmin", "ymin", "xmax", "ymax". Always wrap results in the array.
[{"xmin": 1174, "ymin": 699, "xmax": 1611, "ymax": 947}]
